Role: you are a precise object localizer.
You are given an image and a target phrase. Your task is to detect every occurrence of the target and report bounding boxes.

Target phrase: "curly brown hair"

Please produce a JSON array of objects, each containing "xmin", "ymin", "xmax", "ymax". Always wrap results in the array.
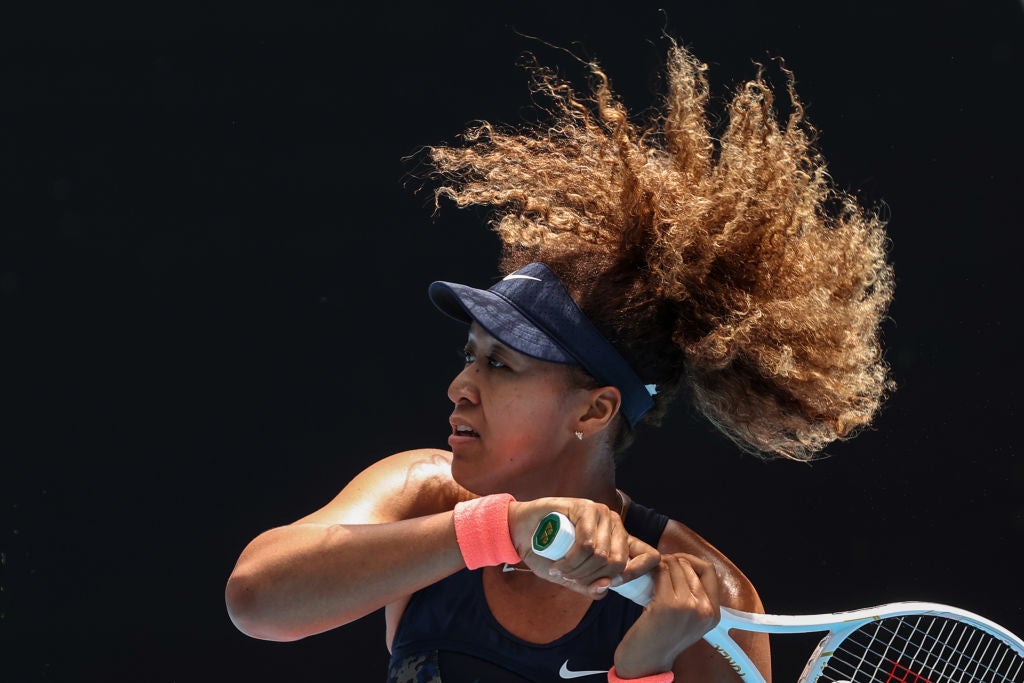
[{"xmin": 425, "ymin": 42, "xmax": 895, "ymax": 461}]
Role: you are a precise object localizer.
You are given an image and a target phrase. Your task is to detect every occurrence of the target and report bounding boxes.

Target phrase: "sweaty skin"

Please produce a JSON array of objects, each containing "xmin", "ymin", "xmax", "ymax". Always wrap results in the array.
[{"xmin": 226, "ymin": 326, "xmax": 770, "ymax": 681}]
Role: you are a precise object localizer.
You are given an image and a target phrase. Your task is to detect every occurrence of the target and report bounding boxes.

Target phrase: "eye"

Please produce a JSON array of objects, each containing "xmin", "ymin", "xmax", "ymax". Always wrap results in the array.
[{"xmin": 460, "ymin": 346, "xmax": 509, "ymax": 369}]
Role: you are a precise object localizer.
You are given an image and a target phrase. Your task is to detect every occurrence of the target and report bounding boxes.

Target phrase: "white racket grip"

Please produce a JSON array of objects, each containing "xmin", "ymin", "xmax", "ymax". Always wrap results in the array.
[{"xmin": 532, "ymin": 512, "xmax": 654, "ymax": 605}]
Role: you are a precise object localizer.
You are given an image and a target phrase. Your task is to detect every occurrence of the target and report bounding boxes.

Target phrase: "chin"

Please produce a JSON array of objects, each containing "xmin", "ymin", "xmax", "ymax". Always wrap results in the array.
[{"xmin": 449, "ymin": 460, "xmax": 501, "ymax": 497}]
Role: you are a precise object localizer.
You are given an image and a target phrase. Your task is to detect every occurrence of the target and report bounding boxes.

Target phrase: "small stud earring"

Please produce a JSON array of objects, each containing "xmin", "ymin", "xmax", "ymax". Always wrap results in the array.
[{"xmin": 574, "ymin": 431, "xmax": 584, "ymax": 440}]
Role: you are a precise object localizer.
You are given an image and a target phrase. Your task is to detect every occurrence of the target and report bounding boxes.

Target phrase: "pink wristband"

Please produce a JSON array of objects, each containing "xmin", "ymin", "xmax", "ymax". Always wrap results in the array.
[
  {"xmin": 607, "ymin": 667, "xmax": 674, "ymax": 683},
  {"xmin": 452, "ymin": 493, "xmax": 521, "ymax": 570}
]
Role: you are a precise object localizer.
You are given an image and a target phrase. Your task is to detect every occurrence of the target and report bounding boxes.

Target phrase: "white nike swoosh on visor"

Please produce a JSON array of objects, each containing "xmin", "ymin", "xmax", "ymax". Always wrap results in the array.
[
  {"xmin": 559, "ymin": 660, "xmax": 608, "ymax": 679},
  {"xmin": 502, "ymin": 274, "xmax": 542, "ymax": 281}
]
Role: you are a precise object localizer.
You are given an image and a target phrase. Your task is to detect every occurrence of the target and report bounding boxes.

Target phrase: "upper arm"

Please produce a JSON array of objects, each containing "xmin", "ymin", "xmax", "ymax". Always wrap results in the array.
[
  {"xmin": 295, "ymin": 448, "xmax": 471, "ymax": 526},
  {"xmin": 294, "ymin": 448, "xmax": 473, "ymax": 650},
  {"xmin": 658, "ymin": 520, "xmax": 772, "ymax": 683}
]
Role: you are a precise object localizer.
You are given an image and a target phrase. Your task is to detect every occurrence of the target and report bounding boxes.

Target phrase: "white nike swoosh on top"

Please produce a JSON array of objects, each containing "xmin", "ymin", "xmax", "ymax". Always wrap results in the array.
[
  {"xmin": 502, "ymin": 274, "xmax": 542, "ymax": 281},
  {"xmin": 559, "ymin": 660, "xmax": 609, "ymax": 679}
]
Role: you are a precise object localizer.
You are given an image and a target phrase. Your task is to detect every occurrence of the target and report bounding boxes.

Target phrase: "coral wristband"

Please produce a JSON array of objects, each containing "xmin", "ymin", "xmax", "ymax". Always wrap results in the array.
[
  {"xmin": 453, "ymin": 493, "xmax": 521, "ymax": 570},
  {"xmin": 607, "ymin": 667, "xmax": 674, "ymax": 682}
]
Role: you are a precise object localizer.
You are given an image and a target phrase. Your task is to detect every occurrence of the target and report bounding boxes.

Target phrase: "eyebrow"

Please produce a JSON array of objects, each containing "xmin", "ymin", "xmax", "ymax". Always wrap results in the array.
[{"xmin": 465, "ymin": 332, "xmax": 512, "ymax": 357}]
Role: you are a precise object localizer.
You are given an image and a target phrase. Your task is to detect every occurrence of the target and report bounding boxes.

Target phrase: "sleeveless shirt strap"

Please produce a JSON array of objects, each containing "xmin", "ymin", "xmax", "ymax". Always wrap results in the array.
[{"xmin": 622, "ymin": 499, "xmax": 670, "ymax": 548}]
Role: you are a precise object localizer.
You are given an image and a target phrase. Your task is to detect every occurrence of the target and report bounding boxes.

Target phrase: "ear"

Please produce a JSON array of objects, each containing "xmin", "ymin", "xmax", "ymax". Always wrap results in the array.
[{"xmin": 575, "ymin": 385, "xmax": 622, "ymax": 437}]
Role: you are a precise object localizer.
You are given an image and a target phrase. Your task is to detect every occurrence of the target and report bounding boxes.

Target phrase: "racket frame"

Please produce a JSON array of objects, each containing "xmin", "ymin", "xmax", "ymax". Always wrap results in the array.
[
  {"xmin": 707, "ymin": 601, "xmax": 1024, "ymax": 683},
  {"xmin": 531, "ymin": 512, "xmax": 1024, "ymax": 682}
]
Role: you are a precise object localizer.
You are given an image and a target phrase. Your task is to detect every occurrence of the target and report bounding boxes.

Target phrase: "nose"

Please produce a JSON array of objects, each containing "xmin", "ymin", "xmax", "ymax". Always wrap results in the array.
[{"xmin": 447, "ymin": 363, "xmax": 480, "ymax": 406}]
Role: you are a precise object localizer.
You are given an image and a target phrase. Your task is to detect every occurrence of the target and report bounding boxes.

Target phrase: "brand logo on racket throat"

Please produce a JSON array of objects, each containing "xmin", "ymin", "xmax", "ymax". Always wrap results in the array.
[
  {"xmin": 710, "ymin": 644, "xmax": 748, "ymax": 677},
  {"xmin": 558, "ymin": 661, "xmax": 608, "ymax": 678}
]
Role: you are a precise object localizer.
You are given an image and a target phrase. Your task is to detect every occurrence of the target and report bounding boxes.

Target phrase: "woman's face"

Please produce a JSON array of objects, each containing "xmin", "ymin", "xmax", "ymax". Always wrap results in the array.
[{"xmin": 447, "ymin": 322, "xmax": 592, "ymax": 496}]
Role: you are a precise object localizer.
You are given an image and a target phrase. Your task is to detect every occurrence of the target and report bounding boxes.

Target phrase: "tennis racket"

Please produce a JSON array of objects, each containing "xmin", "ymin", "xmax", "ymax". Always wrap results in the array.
[{"xmin": 533, "ymin": 512, "xmax": 1024, "ymax": 682}]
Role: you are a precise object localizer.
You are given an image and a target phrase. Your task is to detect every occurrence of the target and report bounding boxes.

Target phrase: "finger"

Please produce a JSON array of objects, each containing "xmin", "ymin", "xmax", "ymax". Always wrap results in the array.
[
  {"xmin": 555, "ymin": 502, "xmax": 619, "ymax": 579},
  {"xmin": 552, "ymin": 504, "xmax": 600, "ymax": 574},
  {"xmin": 677, "ymin": 556, "xmax": 704, "ymax": 602},
  {"xmin": 656, "ymin": 554, "xmax": 686, "ymax": 598},
  {"xmin": 678, "ymin": 552, "xmax": 712, "ymax": 577},
  {"xmin": 673, "ymin": 553, "xmax": 720, "ymax": 606},
  {"xmin": 618, "ymin": 535, "xmax": 661, "ymax": 585},
  {"xmin": 569, "ymin": 507, "xmax": 612, "ymax": 575},
  {"xmin": 591, "ymin": 519, "xmax": 630, "ymax": 589},
  {"xmin": 670, "ymin": 556, "xmax": 721, "ymax": 628},
  {"xmin": 570, "ymin": 510, "xmax": 631, "ymax": 584},
  {"xmin": 578, "ymin": 514, "xmax": 632, "ymax": 599}
]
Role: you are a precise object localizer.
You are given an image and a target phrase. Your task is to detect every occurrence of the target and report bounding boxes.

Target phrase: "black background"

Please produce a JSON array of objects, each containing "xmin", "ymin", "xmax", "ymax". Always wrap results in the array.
[{"xmin": 3, "ymin": 2, "xmax": 1022, "ymax": 681}]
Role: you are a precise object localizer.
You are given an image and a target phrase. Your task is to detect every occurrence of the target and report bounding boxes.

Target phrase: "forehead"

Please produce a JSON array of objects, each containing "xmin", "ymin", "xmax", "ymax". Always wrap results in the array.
[
  {"xmin": 466, "ymin": 322, "xmax": 509, "ymax": 350},
  {"xmin": 466, "ymin": 322, "xmax": 584, "ymax": 382},
  {"xmin": 465, "ymin": 322, "xmax": 546, "ymax": 365}
]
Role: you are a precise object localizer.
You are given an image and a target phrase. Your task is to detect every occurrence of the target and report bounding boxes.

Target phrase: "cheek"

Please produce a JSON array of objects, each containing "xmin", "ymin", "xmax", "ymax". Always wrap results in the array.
[{"xmin": 492, "ymin": 391, "xmax": 569, "ymax": 444}]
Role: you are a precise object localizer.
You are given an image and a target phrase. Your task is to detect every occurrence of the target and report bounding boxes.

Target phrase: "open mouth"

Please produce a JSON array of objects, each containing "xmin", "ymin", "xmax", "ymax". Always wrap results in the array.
[{"xmin": 453, "ymin": 424, "xmax": 480, "ymax": 438}]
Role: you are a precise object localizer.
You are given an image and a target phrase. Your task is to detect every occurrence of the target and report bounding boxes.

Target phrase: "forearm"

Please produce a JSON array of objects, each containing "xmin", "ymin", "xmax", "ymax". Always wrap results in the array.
[{"xmin": 225, "ymin": 511, "xmax": 463, "ymax": 641}]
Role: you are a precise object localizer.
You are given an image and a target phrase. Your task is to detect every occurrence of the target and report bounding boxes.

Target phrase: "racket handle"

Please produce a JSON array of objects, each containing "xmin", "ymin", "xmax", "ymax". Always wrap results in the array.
[{"xmin": 532, "ymin": 512, "xmax": 654, "ymax": 605}]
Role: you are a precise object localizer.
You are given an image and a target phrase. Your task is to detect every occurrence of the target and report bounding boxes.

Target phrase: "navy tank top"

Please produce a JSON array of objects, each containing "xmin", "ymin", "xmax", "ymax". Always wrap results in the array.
[{"xmin": 386, "ymin": 500, "xmax": 670, "ymax": 683}]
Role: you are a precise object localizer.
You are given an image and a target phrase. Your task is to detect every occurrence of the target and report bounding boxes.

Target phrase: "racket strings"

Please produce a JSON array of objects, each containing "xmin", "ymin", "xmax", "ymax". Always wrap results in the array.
[{"xmin": 820, "ymin": 615, "xmax": 1024, "ymax": 683}]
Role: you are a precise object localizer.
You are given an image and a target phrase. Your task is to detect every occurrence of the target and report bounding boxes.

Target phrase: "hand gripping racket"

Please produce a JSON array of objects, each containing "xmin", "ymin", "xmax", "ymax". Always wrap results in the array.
[{"xmin": 533, "ymin": 512, "xmax": 1024, "ymax": 682}]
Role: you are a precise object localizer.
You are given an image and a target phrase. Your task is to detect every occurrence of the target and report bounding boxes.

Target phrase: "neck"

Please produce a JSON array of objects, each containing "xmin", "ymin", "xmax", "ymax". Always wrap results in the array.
[{"xmin": 508, "ymin": 444, "xmax": 619, "ymax": 508}]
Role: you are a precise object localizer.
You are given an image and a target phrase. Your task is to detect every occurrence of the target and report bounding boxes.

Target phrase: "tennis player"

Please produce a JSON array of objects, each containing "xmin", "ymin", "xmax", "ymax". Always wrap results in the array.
[{"xmin": 225, "ymin": 42, "xmax": 894, "ymax": 682}]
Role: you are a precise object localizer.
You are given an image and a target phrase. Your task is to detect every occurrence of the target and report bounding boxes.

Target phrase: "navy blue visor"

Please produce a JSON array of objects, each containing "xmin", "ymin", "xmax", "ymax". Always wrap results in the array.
[{"xmin": 428, "ymin": 262, "xmax": 654, "ymax": 428}]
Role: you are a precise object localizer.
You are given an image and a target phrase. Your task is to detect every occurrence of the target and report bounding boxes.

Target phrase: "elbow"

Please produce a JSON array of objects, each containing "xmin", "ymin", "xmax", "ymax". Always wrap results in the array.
[{"xmin": 224, "ymin": 570, "xmax": 306, "ymax": 642}]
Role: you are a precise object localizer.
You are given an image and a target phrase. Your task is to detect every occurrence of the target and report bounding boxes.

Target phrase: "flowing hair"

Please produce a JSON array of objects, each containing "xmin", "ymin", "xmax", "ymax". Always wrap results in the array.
[{"xmin": 424, "ymin": 41, "xmax": 894, "ymax": 461}]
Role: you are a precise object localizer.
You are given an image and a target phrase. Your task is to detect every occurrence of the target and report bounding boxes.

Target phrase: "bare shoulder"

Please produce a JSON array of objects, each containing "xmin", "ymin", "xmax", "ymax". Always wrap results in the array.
[
  {"xmin": 659, "ymin": 519, "xmax": 764, "ymax": 614},
  {"xmin": 295, "ymin": 448, "xmax": 474, "ymax": 526}
]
